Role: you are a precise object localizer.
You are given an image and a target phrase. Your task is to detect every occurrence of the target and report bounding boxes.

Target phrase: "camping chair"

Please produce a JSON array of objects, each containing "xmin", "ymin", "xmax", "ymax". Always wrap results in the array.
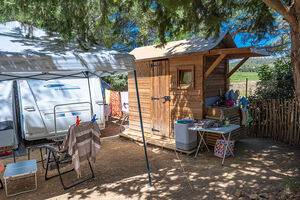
[
  {"xmin": 44, "ymin": 144, "xmax": 95, "ymax": 190},
  {"xmin": 0, "ymin": 161, "xmax": 4, "ymax": 189},
  {"xmin": 44, "ymin": 121, "xmax": 100, "ymax": 190}
]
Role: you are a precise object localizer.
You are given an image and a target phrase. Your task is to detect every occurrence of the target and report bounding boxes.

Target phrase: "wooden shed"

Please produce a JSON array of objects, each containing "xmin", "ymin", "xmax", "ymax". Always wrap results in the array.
[{"xmin": 123, "ymin": 32, "xmax": 268, "ymax": 151}]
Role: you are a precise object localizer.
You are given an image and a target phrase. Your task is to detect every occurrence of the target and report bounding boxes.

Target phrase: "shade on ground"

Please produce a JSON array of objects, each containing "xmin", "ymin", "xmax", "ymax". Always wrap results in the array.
[{"xmin": 0, "ymin": 136, "xmax": 299, "ymax": 200}]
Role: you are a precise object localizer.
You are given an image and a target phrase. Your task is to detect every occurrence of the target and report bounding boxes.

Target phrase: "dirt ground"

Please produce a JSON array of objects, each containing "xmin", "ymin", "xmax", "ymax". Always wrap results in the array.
[{"xmin": 0, "ymin": 118, "xmax": 300, "ymax": 200}]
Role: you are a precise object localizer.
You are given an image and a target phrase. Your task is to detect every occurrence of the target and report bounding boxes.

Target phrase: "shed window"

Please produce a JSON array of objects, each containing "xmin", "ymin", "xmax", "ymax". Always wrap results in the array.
[
  {"xmin": 179, "ymin": 70, "xmax": 192, "ymax": 84},
  {"xmin": 177, "ymin": 65, "xmax": 194, "ymax": 89}
]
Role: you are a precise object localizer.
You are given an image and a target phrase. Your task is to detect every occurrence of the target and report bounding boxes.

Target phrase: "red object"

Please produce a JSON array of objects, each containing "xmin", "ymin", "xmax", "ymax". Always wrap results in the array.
[
  {"xmin": 76, "ymin": 116, "xmax": 81, "ymax": 126},
  {"xmin": 0, "ymin": 150, "xmax": 13, "ymax": 157},
  {"xmin": 110, "ymin": 91, "xmax": 122, "ymax": 117}
]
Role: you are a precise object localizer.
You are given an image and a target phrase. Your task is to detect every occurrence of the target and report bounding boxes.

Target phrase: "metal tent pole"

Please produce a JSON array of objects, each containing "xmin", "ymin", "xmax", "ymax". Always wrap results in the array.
[
  {"xmin": 133, "ymin": 70, "xmax": 152, "ymax": 187},
  {"xmin": 86, "ymin": 72, "xmax": 94, "ymax": 118}
]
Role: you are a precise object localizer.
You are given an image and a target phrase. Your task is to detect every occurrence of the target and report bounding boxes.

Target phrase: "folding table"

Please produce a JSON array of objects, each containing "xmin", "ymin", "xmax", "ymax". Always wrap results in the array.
[
  {"xmin": 3, "ymin": 159, "xmax": 37, "ymax": 197},
  {"xmin": 188, "ymin": 124, "xmax": 240, "ymax": 165}
]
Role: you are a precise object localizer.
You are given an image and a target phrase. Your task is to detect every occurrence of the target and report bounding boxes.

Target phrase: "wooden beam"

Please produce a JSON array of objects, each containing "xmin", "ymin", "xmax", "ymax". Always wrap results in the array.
[
  {"xmin": 226, "ymin": 57, "xmax": 249, "ymax": 79},
  {"xmin": 204, "ymin": 54, "xmax": 226, "ymax": 79},
  {"xmin": 209, "ymin": 47, "xmax": 251, "ymax": 55},
  {"xmin": 209, "ymin": 47, "xmax": 269, "ymax": 57}
]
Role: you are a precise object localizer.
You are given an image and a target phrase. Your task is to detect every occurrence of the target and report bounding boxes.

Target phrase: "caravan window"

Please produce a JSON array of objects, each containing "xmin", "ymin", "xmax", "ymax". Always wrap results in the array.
[{"xmin": 27, "ymin": 80, "xmax": 88, "ymax": 102}]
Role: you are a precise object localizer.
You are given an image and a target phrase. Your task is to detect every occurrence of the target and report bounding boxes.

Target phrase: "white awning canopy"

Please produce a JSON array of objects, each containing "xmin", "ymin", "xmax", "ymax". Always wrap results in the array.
[{"xmin": 0, "ymin": 21, "xmax": 135, "ymax": 81}]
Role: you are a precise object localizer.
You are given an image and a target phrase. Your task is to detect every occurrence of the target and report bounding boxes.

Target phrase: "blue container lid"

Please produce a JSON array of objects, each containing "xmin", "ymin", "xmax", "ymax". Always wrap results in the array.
[{"xmin": 176, "ymin": 119, "xmax": 194, "ymax": 124}]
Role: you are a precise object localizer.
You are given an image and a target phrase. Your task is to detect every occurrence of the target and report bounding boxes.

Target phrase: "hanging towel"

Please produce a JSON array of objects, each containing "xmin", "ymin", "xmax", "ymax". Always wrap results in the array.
[
  {"xmin": 104, "ymin": 104, "xmax": 111, "ymax": 121},
  {"xmin": 120, "ymin": 91, "xmax": 129, "ymax": 114},
  {"xmin": 105, "ymin": 89, "xmax": 111, "ymax": 104},
  {"xmin": 110, "ymin": 91, "xmax": 122, "ymax": 117},
  {"xmin": 62, "ymin": 122, "xmax": 101, "ymax": 178}
]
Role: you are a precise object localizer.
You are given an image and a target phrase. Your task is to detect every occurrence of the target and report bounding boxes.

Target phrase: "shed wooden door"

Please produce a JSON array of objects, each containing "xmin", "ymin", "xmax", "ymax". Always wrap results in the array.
[{"xmin": 151, "ymin": 60, "xmax": 170, "ymax": 137}]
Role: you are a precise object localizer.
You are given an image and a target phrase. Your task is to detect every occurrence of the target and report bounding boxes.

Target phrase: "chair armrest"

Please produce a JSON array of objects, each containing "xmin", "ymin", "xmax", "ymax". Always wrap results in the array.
[{"xmin": 43, "ymin": 144, "xmax": 60, "ymax": 153}]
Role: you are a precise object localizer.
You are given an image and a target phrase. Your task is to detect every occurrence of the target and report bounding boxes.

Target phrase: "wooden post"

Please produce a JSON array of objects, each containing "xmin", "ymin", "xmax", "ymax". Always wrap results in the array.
[
  {"xmin": 245, "ymin": 78, "xmax": 248, "ymax": 98},
  {"xmin": 272, "ymin": 99, "xmax": 276, "ymax": 140},
  {"xmin": 290, "ymin": 99, "xmax": 294, "ymax": 145},
  {"xmin": 281, "ymin": 99, "xmax": 284, "ymax": 141},
  {"xmin": 268, "ymin": 100, "xmax": 272, "ymax": 138}
]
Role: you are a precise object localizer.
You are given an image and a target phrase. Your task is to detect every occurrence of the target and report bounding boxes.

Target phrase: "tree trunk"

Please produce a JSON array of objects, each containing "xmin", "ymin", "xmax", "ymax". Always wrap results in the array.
[
  {"xmin": 290, "ymin": 3, "xmax": 300, "ymax": 106},
  {"xmin": 262, "ymin": 1, "xmax": 300, "ymax": 104}
]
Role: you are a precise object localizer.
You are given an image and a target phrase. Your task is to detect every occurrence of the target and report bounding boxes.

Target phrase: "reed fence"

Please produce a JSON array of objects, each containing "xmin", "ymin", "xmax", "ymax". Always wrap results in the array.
[{"xmin": 248, "ymin": 98, "xmax": 300, "ymax": 146}]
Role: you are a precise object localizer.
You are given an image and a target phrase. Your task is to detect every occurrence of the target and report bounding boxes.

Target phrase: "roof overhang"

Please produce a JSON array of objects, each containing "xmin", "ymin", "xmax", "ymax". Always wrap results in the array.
[
  {"xmin": 204, "ymin": 47, "xmax": 269, "ymax": 79},
  {"xmin": 208, "ymin": 47, "xmax": 269, "ymax": 59}
]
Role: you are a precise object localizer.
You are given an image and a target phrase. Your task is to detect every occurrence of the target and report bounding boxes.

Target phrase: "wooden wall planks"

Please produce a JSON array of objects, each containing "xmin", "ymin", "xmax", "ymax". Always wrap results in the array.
[
  {"xmin": 128, "ymin": 53, "xmax": 229, "ymax": 139},
  {"xmin": 169, "ymin": 54, "xmax": 204, "ymax": 138},
  {"xmin": 204, "ymin": 56, "xmax": 228, "ymax": 98},
  {"xmin": 128, "ymin": 61, "xmax": 152, "ymax": 133}
]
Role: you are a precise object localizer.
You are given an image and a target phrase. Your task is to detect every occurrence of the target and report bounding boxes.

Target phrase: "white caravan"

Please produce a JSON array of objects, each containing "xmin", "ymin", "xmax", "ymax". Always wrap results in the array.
[
  {"xmin": 17, "ymin": 78, "xmax": 105, "ymax": 141},
  {"xmin": 0, "ymin": 81, "xmax": 18, "ymax": 149}
]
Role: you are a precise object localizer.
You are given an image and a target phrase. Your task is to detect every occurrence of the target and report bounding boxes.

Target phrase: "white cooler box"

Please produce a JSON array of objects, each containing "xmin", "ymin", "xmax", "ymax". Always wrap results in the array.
[{"xmin": 174, "ymin": 119, "xmax": 197, "ymax": 151}]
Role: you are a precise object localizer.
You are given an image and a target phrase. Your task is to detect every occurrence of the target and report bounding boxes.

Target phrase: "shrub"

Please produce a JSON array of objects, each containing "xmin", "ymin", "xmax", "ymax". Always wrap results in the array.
[{"xmin": 249, "ymin": 56, "xmax": 294, "ymax": 100}]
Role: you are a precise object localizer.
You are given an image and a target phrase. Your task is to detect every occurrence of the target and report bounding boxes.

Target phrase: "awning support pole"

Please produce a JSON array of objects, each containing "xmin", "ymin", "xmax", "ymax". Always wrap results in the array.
[
  {"xmin": 85, "ymin": 71, "xmax": 94, "ymax": 118},
  {"xmin": 133, "ymin": 69, "xmax": 152, "ymax": 187}
]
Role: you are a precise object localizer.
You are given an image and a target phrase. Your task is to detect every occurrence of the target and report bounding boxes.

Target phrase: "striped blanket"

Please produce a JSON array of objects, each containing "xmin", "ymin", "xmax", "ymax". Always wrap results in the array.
[{"xmin": 62, "ymin": 121, "xmax": 101, "ymax": 177}]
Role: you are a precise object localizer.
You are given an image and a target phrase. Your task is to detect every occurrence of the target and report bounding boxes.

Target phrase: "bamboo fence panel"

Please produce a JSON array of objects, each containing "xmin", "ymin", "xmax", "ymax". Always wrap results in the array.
[{"xmin": 248, "ymin": 98, "xmax": 300, "ymax": 146}]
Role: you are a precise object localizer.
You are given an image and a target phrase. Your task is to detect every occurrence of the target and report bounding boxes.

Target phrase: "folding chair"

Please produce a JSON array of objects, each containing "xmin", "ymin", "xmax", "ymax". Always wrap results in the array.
[
  {"xmin": 0, "ymin": 161, "xmax": 4, "ymax": 189},
  {"xmin": 44, "ymin": 144, "xmax": 95, "ymax": 190},
  {"xmin": 0, "ymin": 178, "xmax": 3, "ymax": 189}
]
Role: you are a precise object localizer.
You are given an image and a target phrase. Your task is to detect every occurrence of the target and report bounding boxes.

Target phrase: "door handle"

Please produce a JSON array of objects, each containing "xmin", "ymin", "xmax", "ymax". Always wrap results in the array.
[
  {"xmin": 24, "ymin": 106, "xmax": 35, "ymax": 112},
  {"xmin": 151, "ymin": 96, "xmax": 170, "ymax": 101},
  {"xmin": 95, "ymin": 101, "xmax": 103, "ymax": 105},
  {"xmin": 164, "ymin": 96, "xmax": 170, "ymax": 101}
]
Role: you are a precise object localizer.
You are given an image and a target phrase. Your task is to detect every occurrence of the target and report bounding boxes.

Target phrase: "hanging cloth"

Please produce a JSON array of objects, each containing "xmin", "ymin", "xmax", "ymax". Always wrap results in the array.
[
  {"xmin": 110, "ymin": 91, "xmax": 122, "ymax": 117},
  {"xmin": 105, "ymin": 89, "xmax": 111, "ymax": 104},
  {"xmin": 104, "ymin": 104, "xmax": 111, "ymax": 121},
  {"xmin": 120, "ymin": 91, "xmax": 129, "ymax": 114}
]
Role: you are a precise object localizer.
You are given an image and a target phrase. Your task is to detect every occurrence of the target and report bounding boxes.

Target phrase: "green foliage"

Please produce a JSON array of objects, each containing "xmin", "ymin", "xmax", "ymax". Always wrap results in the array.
[
  {"xmin": 0, "ymin": 0, "xmax": 158, "ymax": 52},
  {"xmin": 137, "ymin": 0, "xmax": 277, "ymax": 46},
  {"xmin": 230, "ymin": 72, "xmax": 259, "ymax": 82},
  {"xmin": 249, "ymin": 56, "xmax": 294, "ymax": 100},
  {"xmin": 0, "ymin": 0, "xmax": 286, "ymax": 52},
  {"xmin": 102, "ymin": 73, "xmax": 128, "ymax": 91}
]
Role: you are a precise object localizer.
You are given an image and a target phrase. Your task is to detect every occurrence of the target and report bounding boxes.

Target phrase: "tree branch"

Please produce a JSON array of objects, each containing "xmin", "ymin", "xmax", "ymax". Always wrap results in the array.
[
  {"xmin": 85, "ymin": 14, "xmax": 103, "ymax": 42},
  {"xmin": 262, "ymin": 0, "xmax": 294, "ymax": 23}
]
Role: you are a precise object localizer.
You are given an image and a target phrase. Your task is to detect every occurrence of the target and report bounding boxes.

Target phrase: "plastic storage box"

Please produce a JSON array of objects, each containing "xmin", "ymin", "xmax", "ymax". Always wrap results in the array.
[{"xmin": 174, "ymin": 119, "xmax": 197, "ymax": 150}]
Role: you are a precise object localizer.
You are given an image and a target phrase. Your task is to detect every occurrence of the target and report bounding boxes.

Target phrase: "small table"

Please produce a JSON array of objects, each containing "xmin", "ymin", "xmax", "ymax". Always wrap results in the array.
[
  {"xmin": 3, "ymin": 159, "xmax": 37, "ymax": 197},
  {"xmin": 188, "ymin": 124, "xmax": 240, "ymax": 165},
  {"xmin": 27, "ymin": 142, "xmax": 56, "ymax": 169}
]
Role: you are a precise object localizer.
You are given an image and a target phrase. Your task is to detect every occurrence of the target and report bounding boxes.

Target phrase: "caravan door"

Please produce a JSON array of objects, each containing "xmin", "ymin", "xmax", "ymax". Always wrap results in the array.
[{"xmin": 19, "ymin": 78, "xmax": 104, "ymax": 141}]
